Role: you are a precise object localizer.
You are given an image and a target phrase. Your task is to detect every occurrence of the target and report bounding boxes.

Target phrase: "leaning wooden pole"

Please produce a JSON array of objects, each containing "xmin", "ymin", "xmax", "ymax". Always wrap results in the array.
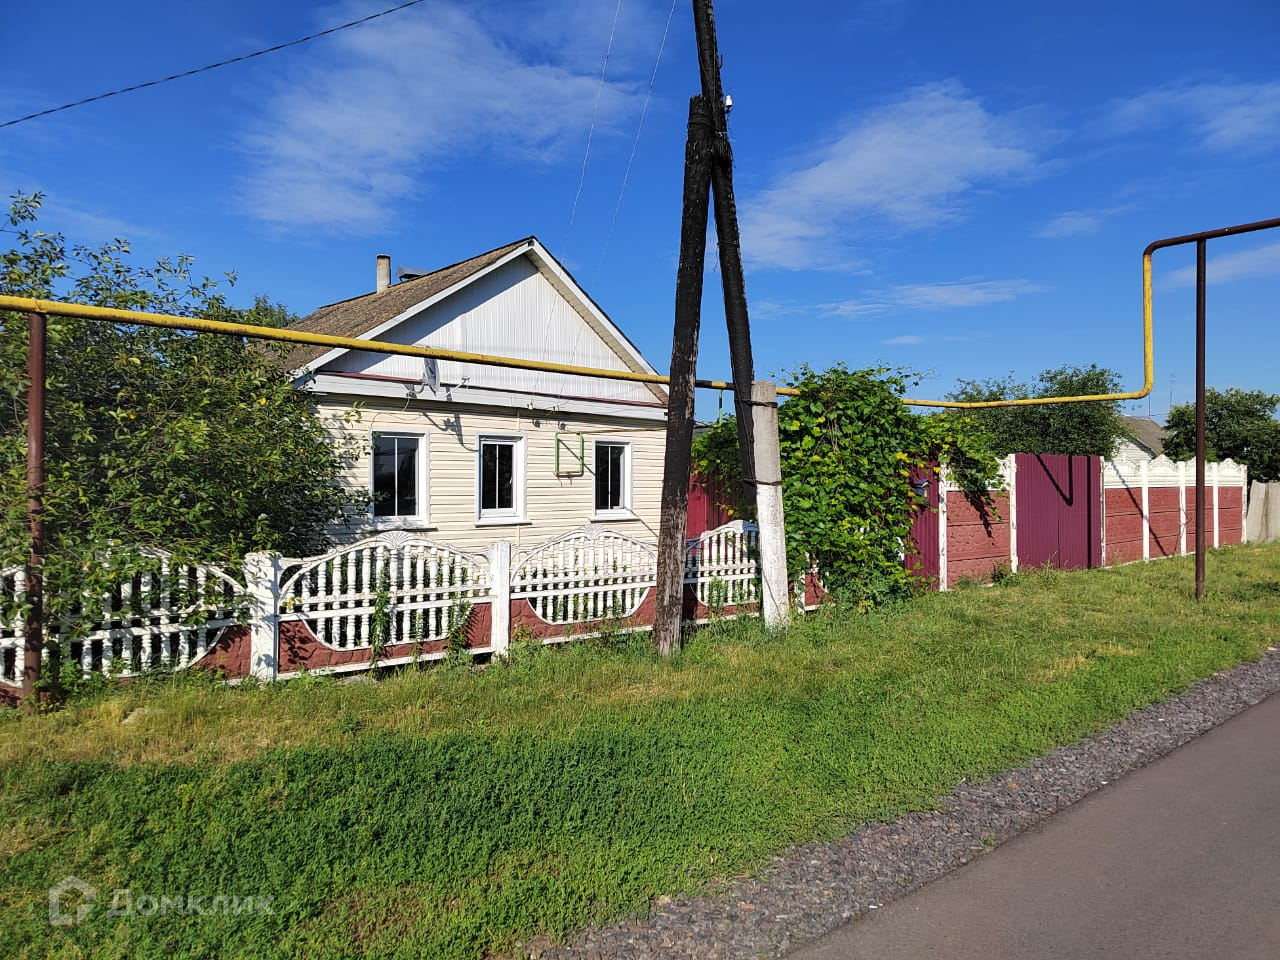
[
  {"xmin": 23, "ymin": 311, "xmax": 45, "ymax": 711},
  {"xmin": 692, "ymin": 0, "xmax": 757, "ymax": 507},
  {"xmin": 653, "ymin": 95, "xmax": 716, "ymax": 657}
]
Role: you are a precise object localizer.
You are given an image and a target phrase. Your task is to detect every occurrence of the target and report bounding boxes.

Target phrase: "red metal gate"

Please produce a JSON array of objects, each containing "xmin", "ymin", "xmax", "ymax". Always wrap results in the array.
[
  {"xmin": 1014, "ymin": 454, "xmax": 1102, "ymax": 570},
  {"xmin": 907, "ymin": 466, "xmax": 941, "ymax": 585},
  {"xmin": 687, "ymin": 472, "xmax": 735, "ymax": 536}
]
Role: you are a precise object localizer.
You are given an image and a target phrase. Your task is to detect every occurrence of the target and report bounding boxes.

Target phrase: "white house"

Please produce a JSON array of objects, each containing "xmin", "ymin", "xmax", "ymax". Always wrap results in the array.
[
  {"xmin": 1115, "ymin": 415, "xmax": 1169, "ymax": 462},
  {"xmin": 280, "ymin": 237, "xmax": 669, "ymax": 553}
]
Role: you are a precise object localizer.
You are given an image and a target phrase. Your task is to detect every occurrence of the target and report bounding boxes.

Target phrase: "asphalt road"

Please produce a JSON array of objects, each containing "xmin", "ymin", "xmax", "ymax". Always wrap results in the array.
[{"xmin": 791, "ymin": 691, "xmax": 1280, "ymax": 960}]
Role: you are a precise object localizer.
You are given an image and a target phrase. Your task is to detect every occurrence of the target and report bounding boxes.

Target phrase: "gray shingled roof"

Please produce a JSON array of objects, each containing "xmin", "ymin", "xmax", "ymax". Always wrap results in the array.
[
  {"xmin": 1120, "ymin": 415, "xmax": 1168, "ymax": 456},
  {"xmin": 277, "ymin": 237, "xmax": 534, "ymax": 372}
]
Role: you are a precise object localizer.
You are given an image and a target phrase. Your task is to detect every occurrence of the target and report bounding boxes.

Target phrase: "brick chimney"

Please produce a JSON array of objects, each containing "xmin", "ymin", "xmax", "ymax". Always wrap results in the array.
[{"xmin": 376, "ymin": 254, "xmax": 391, "ymax": 293}]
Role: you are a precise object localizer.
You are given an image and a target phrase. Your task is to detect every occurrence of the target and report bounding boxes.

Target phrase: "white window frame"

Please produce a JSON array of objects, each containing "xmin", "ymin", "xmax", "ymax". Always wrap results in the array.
[
  {"xmin": 476, "ymin": 434, "xmax": 527, "ymax": 524},
  {"xmin": 592, "ymin": 439, "xmax": 634, "ymax": 520},
  {"xmin": 368, "ymin": 429, "xmax": 430, "ymax": 528}
]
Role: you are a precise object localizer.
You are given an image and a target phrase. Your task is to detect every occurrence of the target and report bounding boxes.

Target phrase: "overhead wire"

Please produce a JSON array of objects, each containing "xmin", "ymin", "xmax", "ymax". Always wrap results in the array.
[
  {"xmin": 591, "ymin": 0, "xmax": 679, "ymax": 287},
  {"xmin": 548, "ymin": 0, "xmax": 625, "ymax": 408},
  {"xmin": 0, "ymin": 0, "xmax": 428, "ymax": 129},
  {"xmin": 563, "ymin": 0, "xmax": 624, "ymax": 249}
]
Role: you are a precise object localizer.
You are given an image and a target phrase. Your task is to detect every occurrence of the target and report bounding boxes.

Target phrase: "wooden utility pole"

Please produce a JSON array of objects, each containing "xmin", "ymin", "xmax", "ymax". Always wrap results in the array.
[
  {"xmin": 654, "ymin": 0, "xmax": 787, "ymax": 655},
  {"xmin": 692, "ymin": 0, "xmax": 757, "ymax": 506},
  {"xmin": 653, "ymin": 95, "xmax": 716, "ymax": 657}
]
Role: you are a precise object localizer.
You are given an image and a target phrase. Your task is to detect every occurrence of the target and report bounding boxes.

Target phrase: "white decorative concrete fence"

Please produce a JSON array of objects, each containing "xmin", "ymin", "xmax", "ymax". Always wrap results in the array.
[
  {"xmin": 913, "ymin": 453, "xmax": 1248, "ymax": 590},
  {"xmin": 279, "ymin": 535, "xmax": 491, "ymax": 652},
  {"xmin": 0, "ymin": 522, "xmax": 762, "ymax": 698},
  {"xmin": 0, "ymin": 552, "xmax": 246, "ymax": 693},
  {"xmin": 512, "ymin": 528, "xmax": 656, "ymax": 626},
  {"xmin": 1103, "ymin": 455, "xmax": 1248, "ymax": 564}
]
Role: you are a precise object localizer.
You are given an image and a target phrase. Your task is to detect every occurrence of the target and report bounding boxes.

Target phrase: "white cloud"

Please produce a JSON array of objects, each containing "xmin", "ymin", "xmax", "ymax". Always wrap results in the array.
[
  {"xmin": 1034, "ymin": 203, "xmax": 1135, "ymax": 239},
  {"xmin": 741, "ymin": 81, "xmax": 1043, "ymax": 271},
  {"xmin": 824, "ymin": 278, "xmax": 1049, "ymax": 317},
  {"xmin": 38, "ymin": 198, "xmax": 159, "ymax": 242},
  {"xmin": 1167, "ymin": 240, "xmax": 1280, "ymax": 287},
  {"xmin": 1104, "ymin": 81, "xmax": 1280, "ymax": 154},
  {"xmin": 844, "ymin": 0, "xmax": 912, "ymax": 32},
  {"xmin": 237, "ymin": 0, "xmax": 654, "ymax": 231},
  {"xmin": 882, "ymin": 334, "xmax": 923, "ymax": 344},
  {"xmin": 1036, "ymin": 210, "xmax": 1104, "ymax": 239},
  {"xmin": 749, "ymin": 298, "xmax": 808, "ymax": 322}
]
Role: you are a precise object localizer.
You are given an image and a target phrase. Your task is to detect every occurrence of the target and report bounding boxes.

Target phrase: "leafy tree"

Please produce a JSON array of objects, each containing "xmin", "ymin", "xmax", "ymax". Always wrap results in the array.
[
  {"xmin": 946, "ymin": 363, "xmax": 1129, "ymax": 457},
  {"xmin": 693, "ymin": 365, "xmax": 998, "ymax": 606},
  {"xmin": 1, "ymin": 192, "xmax": 361, "ymax": 642},
  {"xmin": 1164, "ymin": 388, "xmax": 1280, "ymax": 482}
]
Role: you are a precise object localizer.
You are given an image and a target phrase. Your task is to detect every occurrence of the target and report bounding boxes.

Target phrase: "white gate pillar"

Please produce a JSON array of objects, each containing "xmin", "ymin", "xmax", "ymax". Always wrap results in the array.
[
  {"xmin": 489, "ymin": 540, "xmax": 512, "ymax": 657},
  {"xmin": 243, "ymin": 552, "xmax": 282, "ymax": 682}
]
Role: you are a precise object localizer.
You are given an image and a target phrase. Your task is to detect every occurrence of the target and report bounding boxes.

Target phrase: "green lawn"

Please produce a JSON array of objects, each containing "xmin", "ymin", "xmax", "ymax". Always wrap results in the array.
[{"xmin": 3, "ymin": 544, "xmax": 1279, "ymax": 959}]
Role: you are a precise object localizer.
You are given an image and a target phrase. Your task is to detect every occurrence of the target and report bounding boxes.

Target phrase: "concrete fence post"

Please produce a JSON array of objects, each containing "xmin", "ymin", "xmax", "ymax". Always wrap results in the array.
[
  {"xmin": 1211, "ymin": 461, "xmax": 1220, "ymax": 548},
  {"xmin": 489, "ymin": 540, "xmax": 512, "ymax": 657},
  {"xmin": 937, "ymin": 466, "xmax": 949, "ymax": 591},
  {"xmin": 1242, "ymin": 474, "xmax": 1253, "ymax": 543},
  {"xmin": 1141, "ymin": 458, "xmax": 1151, "ymax": 561},
  {"xmin": 749, "ymin": 381, "xmax": 789, "ymax": 629},
  {"xmin": 243, "ymin": 552, "xmax": 281, "ymax": 682},
  {"xmin": 1004, "ymin": 455, "xmax": 1019, "ymax": 573},
  {"xmin": 1096, "ymin": 457, "xmax": 1106, "ymax": 568},
  {"xmin": 1178, "ymin": 460, "xmax": 1188, "ymax": 556}
]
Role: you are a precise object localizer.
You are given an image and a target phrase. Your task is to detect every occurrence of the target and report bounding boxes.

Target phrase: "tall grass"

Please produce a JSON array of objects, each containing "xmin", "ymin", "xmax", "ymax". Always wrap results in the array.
[{"xmin": 2, "ymin": 545, "xmax": 1278, "ymax": 959}]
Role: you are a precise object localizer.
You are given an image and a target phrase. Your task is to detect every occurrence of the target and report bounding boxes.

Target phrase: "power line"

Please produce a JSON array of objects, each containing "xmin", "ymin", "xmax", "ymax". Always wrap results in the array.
[
  {"xmin": 564, "ymin": 0, "xmax": 624, "ymax": 248},
  {"xmin": 551, "ymin": 0, "xmax": 624, "ymax": 400},
  {"xmin": 0, "ymin": 0, "xmax": 428, "ymax": 130},
  {"xmin": 593, "ymin": 0, "xmax": 679, "ymax": 285}
]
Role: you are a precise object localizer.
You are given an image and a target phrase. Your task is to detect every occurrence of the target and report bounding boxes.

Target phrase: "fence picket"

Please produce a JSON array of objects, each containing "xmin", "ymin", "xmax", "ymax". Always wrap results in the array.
[{"xmin": 0, "ymin": 523, "xmax": 770, "ymax": 694}]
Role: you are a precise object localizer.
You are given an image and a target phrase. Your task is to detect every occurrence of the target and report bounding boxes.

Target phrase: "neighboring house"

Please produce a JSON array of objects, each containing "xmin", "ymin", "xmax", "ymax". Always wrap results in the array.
[
  {"xmin": 279, "ymin": 237, "xmax": 668, "ymax": 553},
  {"xmin": 1115, "ymin": 415, "xmax": 1168, "ymax": 461}
]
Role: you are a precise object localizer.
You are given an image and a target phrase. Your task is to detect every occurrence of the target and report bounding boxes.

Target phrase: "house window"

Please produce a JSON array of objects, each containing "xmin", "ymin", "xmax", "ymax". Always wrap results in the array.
[
  {"xmin": 372, "ymin": 433, "xmax": 425, "ymax": 520},
  {"xmin": 594, "ymin": 440, "xmax": 631, "ymax": 516},
  {"xmin": 477, "ymin": 435, "xmax": 525, "ymax": 522}
]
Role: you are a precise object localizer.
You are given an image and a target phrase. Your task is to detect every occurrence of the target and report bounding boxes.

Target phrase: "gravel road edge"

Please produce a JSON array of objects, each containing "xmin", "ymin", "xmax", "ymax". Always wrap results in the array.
[{"xmin": 514, "ymin": 644, "xmax": 1280, "ymax": 959}]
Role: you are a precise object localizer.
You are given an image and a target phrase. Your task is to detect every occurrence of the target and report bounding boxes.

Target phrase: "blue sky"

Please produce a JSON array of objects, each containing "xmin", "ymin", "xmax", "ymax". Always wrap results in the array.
[{"xmin": 3, "ymin": 0, "xmax": 1279, "ymax": 422}]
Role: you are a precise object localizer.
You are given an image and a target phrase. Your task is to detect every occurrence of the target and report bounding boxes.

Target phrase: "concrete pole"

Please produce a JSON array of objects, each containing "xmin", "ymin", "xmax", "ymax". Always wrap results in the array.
[{"xmin": 749, "ymin": 381, "xmax": 789, "ymax": 629}]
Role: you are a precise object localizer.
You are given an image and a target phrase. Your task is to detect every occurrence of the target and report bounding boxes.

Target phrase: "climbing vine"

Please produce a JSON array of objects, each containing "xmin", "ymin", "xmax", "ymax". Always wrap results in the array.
[{"xmin": 693, "ymin": 364, "xmax": 999, "ymax": 606}]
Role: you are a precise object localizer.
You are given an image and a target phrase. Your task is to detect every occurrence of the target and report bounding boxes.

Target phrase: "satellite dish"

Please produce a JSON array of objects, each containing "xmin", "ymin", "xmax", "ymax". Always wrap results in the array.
[{"xmin": 405, "ymin": 358, "xmax": 440, "ymax": 399}]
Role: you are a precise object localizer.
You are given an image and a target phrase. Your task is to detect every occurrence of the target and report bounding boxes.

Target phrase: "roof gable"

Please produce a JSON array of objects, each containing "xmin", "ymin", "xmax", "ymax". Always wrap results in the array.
[
  {"xmin": 282, "ymin": 238, "xmax": 664, "ymax": 404},
  {"xmin": 278, "ymin": 237, "xmax": 531, "ymax": 372}
]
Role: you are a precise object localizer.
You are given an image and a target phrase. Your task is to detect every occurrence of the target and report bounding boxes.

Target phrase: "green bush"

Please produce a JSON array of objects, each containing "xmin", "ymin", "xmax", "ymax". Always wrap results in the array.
[{"xmin": 694, "ymin": 364, "xmax": 998, "ymax": 604}]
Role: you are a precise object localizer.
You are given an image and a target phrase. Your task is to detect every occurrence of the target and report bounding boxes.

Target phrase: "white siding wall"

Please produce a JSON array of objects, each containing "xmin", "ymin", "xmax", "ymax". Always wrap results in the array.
[
  {"xmin": 316, "ymin": 398, "xmax": 666, "ymax": 553},
  {"xmin": 327, "ymin": 258, "xmax": 660, "ymax": 405}
]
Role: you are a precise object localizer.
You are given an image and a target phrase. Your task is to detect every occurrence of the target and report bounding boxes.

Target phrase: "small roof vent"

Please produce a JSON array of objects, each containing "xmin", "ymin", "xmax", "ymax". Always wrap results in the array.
[{"xmin": 396, "ymin": 265, "xmax": 430, "ymax": 282}]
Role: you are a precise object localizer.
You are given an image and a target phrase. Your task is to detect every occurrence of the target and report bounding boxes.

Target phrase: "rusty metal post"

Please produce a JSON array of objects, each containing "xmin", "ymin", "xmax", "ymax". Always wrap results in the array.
[
  {"xmin": 1195, "ymin": 239, "xmax": 1207, "ymax": 600},
  {"xmin": 1141, "ymin": 216, "xmax": 1280, "ymax": 602},
  {"xmin": 23, "ymin": 311, "xmax": 46, "ymax": 710}
]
